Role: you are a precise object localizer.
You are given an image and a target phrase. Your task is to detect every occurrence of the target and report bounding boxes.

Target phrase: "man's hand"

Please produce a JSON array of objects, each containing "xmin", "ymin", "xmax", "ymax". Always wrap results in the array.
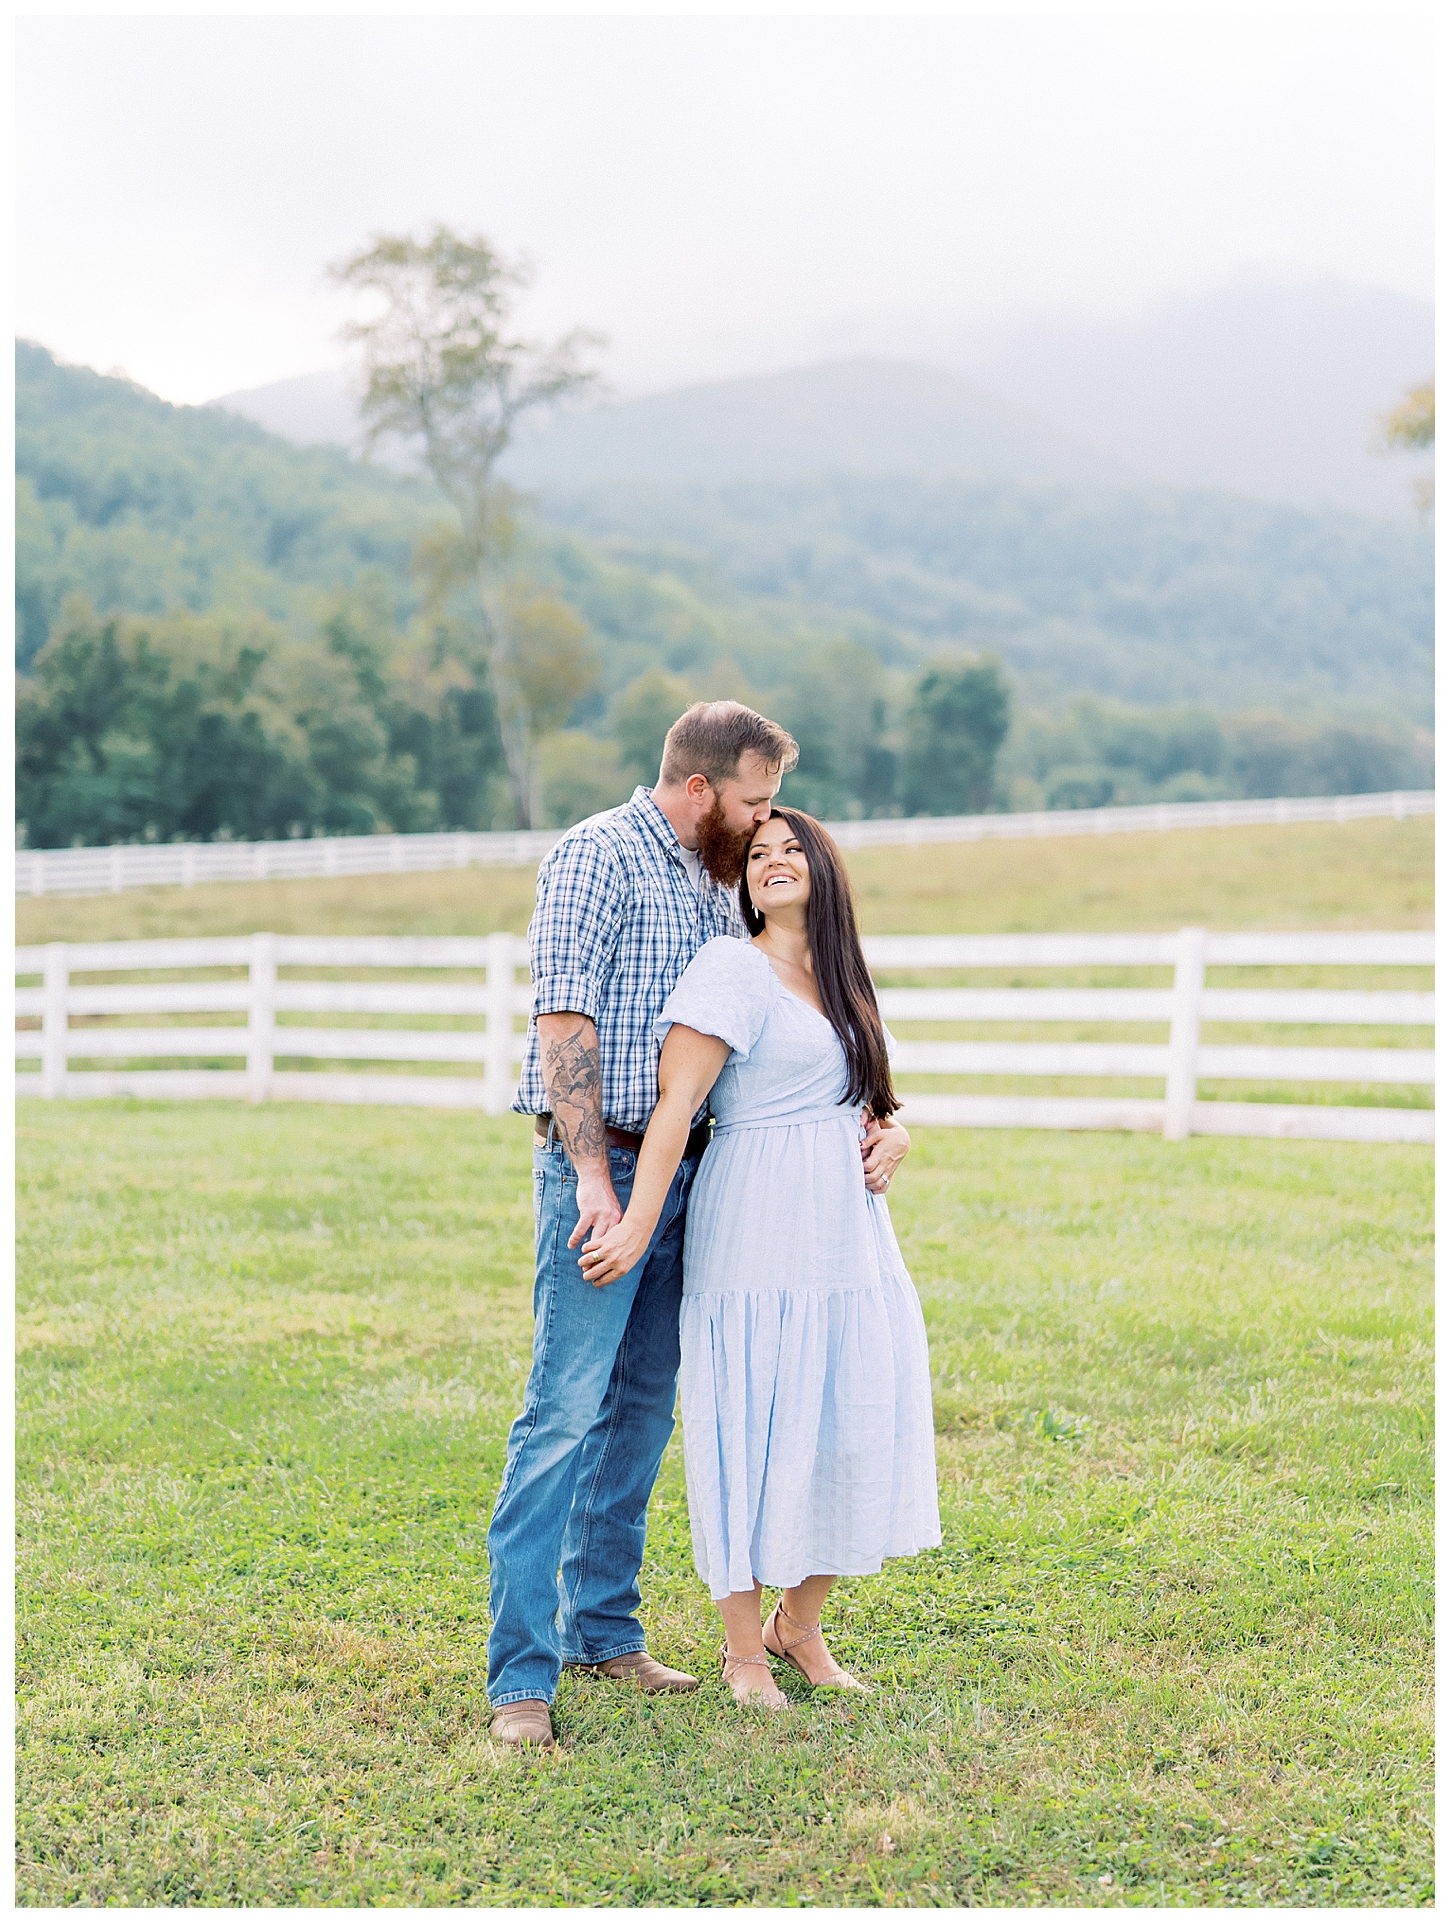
[
  {"xmin": 568, "ymin": 1169, "xmax": 623, "ymax": 1253},
  {"xmin": 861, "ymin": 1112, "xmax": 910, "ymax": 1194},
  {"xmin": 578, "ymin": 1211, "xmax": 652, "ymax": 1288}
]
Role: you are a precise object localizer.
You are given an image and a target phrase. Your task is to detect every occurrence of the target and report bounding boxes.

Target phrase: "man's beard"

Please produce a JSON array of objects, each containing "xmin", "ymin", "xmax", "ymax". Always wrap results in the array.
[{"xmin": 695, "ymin": 793, "xmax": 754, "ymax": 887}]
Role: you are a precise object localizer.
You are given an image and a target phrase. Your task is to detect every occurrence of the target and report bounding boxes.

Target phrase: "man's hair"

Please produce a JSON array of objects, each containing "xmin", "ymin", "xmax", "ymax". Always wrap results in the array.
[{"xmin": 659, "ymin": 701, "xmax": 799, "ymax": 788}]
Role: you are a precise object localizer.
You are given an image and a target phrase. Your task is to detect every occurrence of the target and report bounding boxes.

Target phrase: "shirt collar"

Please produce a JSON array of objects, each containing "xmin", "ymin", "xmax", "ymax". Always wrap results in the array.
[
  {"xmin": 628, "ymin": 785, "xmax": 725, "ymax": 890},
  {"xmin": 629, "ymin": 786, "xmax": 690, "ymax": 859}
]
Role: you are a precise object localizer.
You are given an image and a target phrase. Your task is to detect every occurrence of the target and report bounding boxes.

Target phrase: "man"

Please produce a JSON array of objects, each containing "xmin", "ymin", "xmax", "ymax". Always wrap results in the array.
[{"xmin": 486, "ymin": 700, "xmax": 800, "ymax": 1748}]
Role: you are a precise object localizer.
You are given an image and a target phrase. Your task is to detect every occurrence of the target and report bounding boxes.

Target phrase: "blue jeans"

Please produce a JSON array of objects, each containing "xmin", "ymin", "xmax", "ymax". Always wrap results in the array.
[{"xmin": 486, "ymin": 1136, "xmax": 699, "ymax": 1707}]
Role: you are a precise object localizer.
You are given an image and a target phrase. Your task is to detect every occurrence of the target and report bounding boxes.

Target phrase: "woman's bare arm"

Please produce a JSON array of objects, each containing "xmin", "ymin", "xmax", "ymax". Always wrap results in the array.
[{"xmin": 577, "ymin": 1025, "xmax": 730, "ymax": 1287}]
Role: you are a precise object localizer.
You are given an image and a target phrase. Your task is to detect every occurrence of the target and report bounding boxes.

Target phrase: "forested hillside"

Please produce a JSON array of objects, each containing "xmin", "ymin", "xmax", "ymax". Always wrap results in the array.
[
  {"xmin": 15, "ymin": 342, "xmax": 1432, "ymax": 847},
  {"xmin": 15, "ymin": 341, "xmax": 442, "ymax": 671},
  {"xmin": 536, "ymin": 478, "xmax": 1433, "ymax": 724}
]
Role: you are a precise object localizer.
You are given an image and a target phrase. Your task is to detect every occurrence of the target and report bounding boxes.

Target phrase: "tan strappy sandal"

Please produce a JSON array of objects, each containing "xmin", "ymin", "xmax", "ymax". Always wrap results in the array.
[
  {"xmin": 719, "ymin": 1644, "xmax": 787, "ymax": 1711},
  {"xmin": 764, "ymin": 1601, "xmax": 873, "ymax": 1693}
]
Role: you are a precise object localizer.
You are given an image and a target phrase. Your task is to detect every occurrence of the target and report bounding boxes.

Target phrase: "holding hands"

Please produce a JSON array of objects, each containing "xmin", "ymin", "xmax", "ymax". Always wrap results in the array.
[
  {"xmin": 860, "ymin": 1112, "xmax": 910, "ymax": 1194},
  {"xmin": 579, "ymin": 1212, "xmax": 652, "ymax": 1289}
]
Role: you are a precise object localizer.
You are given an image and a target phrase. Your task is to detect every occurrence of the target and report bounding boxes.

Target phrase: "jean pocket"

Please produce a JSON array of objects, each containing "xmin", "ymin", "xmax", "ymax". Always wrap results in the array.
[{"xmin": 532, "ymin": 1165, "xmax": 545, "ymax": 1233}]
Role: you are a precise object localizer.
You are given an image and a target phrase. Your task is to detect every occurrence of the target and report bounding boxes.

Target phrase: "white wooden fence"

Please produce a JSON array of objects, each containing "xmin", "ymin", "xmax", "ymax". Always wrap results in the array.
[
  {"xmin": 14, "ymin": 930, "xmax": 1432, "ymax": 1143},
  {"xmin": 14, "ymin": 790, "xmax": 1433, "ymax": 898}
]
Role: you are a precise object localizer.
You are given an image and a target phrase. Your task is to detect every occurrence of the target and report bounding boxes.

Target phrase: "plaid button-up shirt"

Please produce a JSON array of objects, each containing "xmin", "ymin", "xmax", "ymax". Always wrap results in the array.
[{"xmin": 513, "ymin": 786, "xmax": 747, "ymax": 1133}]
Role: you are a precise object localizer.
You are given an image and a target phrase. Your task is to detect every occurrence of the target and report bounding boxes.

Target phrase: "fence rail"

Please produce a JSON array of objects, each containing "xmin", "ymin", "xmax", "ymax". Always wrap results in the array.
[
  {"xmin": 14, "ymin": 929, "xmax": 1433, "ymax": 1143},
  {"xmin": 15, "ymin": 789, "xmax": 1433, "ymax": 898}
]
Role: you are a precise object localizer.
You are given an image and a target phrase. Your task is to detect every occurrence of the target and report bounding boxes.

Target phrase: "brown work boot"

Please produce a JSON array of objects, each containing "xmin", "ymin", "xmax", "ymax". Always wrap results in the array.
[
  {"xmin": 568, "ymin": 1649, "xmax": 700, "ymax": 1693},
  {"xmin": 488, "ymin": 1698, "xmax": 555, "ymax": 1749}
]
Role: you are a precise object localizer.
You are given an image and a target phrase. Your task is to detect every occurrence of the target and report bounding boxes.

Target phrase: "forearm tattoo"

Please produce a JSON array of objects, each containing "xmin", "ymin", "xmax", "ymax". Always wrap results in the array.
[{"xmin": 542, "ymin": 1019, "xmax": 607, "ymax": 1162}]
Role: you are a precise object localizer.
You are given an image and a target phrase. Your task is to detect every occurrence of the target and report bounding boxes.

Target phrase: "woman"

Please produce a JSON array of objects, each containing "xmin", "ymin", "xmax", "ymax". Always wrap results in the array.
[{"xmin": 580, "ymin": 807, "xmax": 941, "ymax": 1709}]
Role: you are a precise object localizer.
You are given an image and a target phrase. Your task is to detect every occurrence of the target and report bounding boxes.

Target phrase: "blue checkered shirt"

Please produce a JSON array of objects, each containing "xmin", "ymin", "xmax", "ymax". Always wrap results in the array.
[{"xmin": 513, "ymin": 786, "xmax": 747, "ymax": 1133}]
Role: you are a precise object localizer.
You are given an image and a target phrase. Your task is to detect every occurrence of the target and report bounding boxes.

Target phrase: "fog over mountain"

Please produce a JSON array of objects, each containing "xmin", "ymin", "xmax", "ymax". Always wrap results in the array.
[
  {"xmin": 211, "ymin": 361, "xmax": 1126, "ymax": 488},
  {"xmin": 212, "ymin": 280, "xmax": 1432, "ymax": 519},
  {"xmin": 952, "ymin": 278, "xmax": 1432, "ymax": 520},
  {"xmin": 20, "ymin": 341, "xmax": 1431, "ymax": 770}
]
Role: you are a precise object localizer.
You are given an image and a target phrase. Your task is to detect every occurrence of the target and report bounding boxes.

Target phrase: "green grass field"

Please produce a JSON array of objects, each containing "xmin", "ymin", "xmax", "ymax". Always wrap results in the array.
[
  {"xmin": 15, "ymin": 816, "xmax": 1434, "ymax": 947},
  {"xmin": 17, "ymin": 1101, "xmax": 1431, "ymax": 1907},
  {"xmin": 16, "ymin": 815, "xmax": 1433, "ymax": 1903}
]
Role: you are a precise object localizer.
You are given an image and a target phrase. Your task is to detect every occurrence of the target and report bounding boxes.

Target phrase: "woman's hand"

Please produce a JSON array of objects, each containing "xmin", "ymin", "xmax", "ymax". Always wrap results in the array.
[
  {"xmin": 861, "ymin": 1113, "xmax": 910, "ymax": 1195},
  {"xmin": 579, "ymin": 1211, "xmax": 654, "ymax": 1289}
]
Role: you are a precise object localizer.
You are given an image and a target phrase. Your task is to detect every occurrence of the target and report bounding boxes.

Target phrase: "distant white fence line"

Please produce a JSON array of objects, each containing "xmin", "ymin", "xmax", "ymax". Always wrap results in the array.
[
  {"xmin": 15, "ymin": 789, "xmax": 1433, "ymax": 898},
  {"xmin": 14, "ymin": 929, "xmax": 1432, "ymax": 1144}
]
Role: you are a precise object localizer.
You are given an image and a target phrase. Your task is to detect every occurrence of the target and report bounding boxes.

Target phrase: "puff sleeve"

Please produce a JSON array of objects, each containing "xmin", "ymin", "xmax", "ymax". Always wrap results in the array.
[{"xmin": 654, "ymin": 937, "xmax": 774, "ymax": 1063}]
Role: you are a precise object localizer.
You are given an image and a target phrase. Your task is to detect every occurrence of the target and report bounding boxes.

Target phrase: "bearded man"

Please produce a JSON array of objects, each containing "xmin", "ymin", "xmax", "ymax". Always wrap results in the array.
[{"xmin": 487, "ymin": 701, "xmax": 799, "ymax": 1748}]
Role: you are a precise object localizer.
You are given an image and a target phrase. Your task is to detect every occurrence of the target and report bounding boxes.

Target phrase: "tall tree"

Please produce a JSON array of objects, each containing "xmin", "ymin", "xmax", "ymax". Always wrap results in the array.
[
  {"xmin": 900, "ymin": 654, "xmax": 1012, "ymax": 816},
  {"xmin": 777, "ymin": 640, "xmax": 897, "ymax": 819},
  {"xmin": 330, "ymin": 227, "xmax": 601, "ymax": 824}
]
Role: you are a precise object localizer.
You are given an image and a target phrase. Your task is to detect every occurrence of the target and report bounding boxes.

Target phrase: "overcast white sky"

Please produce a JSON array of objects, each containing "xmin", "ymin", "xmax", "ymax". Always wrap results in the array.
[{"xmin": 16, "ymin": 11, "xmax": 1435, "ymax": 405}]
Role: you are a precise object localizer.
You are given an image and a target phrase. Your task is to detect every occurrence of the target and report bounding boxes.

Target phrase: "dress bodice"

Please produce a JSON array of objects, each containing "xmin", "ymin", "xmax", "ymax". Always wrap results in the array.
[{"xmin": 656, "ymin": 935, "xmax": 891, "ymax": 1130}]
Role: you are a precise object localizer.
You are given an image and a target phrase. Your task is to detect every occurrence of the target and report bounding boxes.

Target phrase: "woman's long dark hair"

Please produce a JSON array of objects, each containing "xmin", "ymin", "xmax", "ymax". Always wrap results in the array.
[{"xmin": 739, "ymin": 807, "xmax": 901, "ymax": 1119}]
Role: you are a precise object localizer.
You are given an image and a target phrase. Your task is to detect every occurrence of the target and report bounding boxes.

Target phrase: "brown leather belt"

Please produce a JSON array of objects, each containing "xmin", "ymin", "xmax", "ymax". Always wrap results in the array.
[{"xmin": 534, "ymin": 1114, "xmax": 712, "ymax": 1159}]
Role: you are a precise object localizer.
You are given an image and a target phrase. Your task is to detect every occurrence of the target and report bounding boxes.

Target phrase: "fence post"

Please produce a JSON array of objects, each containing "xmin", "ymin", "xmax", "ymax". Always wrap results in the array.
[
  {"xmin": 109, "ymin": 847, "xmax": 124, "ymax": 893},
  {"xmin": 29, "ymin": 851, "xmax": 44, "ymax": 897},
  {"xmin": 247, "ymin": 932, "xmax": 276, "ymax": 1103},
  {"xmin": 40, "ymin": 943, "xmax": 69, "ymax": 1099},
  {"xmin": 1163, "ymin": 926, "xmax": 1206, "ymax": 1141},
  {"xmin": 483, "ymin": 932, "xmax": 519, "ymax": 1116}
]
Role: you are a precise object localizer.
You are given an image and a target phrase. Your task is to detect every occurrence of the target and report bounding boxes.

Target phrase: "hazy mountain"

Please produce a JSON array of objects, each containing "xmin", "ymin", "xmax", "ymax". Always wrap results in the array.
[
  {"xmin": 214, "ymin": 358, "xmax": 1130, "ymax": 489},
  {"xmin": 210, "ymin": 368, "xmax": 366, "ymax": 451},
  {"xmin": 212, "ymin": 277, "xmax": 1433, "ymax": 517},
  {"xmin": 952, "ymin": 278, "xmax": 1433, "ymax": 520},
  {"xmin": 507, "ymin": 360, "xmax": 1135, "ymax": 486},
  {"xmin": 536, "ymin": 477, "xmax": 1433, "ymax": 726},
  {"xmin": 24, "ymin": 343, "xmax": 1431, "ymax": 731}
]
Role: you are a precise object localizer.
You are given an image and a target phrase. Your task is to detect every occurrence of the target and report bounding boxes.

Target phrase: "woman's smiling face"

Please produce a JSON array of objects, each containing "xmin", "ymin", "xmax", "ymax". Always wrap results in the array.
[{"xmin": 746, "ymin": 815, "xmax": 811, "ymax": 916}]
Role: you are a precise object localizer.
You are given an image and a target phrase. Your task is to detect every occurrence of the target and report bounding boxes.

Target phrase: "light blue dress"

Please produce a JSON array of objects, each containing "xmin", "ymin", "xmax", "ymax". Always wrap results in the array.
[{"xmin": 655, "ymin": 936, "xmax": 941, "ymax": 1600}]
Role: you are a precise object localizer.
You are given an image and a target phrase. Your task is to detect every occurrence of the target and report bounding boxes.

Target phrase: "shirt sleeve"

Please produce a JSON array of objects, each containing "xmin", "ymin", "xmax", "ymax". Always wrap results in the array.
[
  {"xmin": 527, "ymin": 829, "xmax": 628, "ymax": 1022},
  {"xmin": 654, "ymin": 938, "xmax": 774, "ymax": 1062}
]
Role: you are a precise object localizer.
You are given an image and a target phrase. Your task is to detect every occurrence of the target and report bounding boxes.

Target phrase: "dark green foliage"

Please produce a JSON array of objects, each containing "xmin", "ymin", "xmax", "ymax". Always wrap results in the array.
[
  {"xmin": 1004, "ymin": 700, "xmax": 1431, "ymax": 813},
  {"xmin": 1226, "ymin": 713, "xmax": 1425, "ymax": 800},
  {"xmin": 774, "ymin": 640, "xmax": 899, "ymax": 820},
  {"xmin": 901, "ymin": 655, "xmax": 1012, "ymax": 814},
  {"xmin": 16, "ymin": 600, "xmax": 508, "ymax": 848}
]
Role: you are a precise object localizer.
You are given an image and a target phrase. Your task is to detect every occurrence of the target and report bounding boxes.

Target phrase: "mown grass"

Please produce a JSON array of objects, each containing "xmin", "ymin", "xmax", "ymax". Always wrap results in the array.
[
  {"xmin": 16, "ymin": 1099, "xmax": 1432, "ymax": 1907},
  {"xmin": 16, "ymin": 815, "xmax": 1434, "ymax": 945}
]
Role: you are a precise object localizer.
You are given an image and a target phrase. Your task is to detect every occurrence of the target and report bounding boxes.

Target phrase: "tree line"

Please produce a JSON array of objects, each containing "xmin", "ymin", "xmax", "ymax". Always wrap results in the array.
[
  {"xmin": 15, "ymin": 587, "xmax": 1015, "ymax": 847},
  {"xmin": 19, "ymin": 584, "xmax": 1425, "ymax": 849}
]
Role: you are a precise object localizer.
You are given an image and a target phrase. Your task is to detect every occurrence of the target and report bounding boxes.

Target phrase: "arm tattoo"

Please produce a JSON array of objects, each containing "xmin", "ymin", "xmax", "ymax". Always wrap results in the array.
[{"xmin": 542, "ymin": 1019, "xmax": 607, "ymax": 1162}]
